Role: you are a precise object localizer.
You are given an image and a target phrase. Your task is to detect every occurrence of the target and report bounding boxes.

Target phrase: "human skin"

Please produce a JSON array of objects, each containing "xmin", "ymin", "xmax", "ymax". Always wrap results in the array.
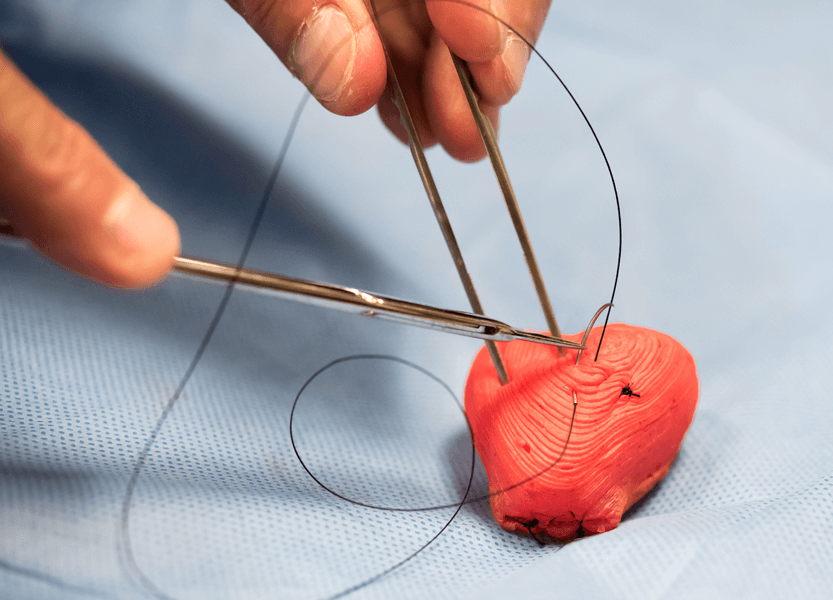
[
  {"xmin": 0, "ymin": 0, "xmax": 552, "ymax": 288},
  {"xmin": 464, "ymin": 323, "xmax": 699, "ymax": 539}
]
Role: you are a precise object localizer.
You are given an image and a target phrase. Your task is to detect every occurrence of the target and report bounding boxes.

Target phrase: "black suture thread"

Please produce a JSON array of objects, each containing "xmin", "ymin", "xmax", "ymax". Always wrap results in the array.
[
  {"xmin": 289, "ymin": 355, "xmax": 472, "ymax": 513},
  {"xmin": 621, "ymin": 384, "xmax": 641, "ymax": 398},
  {"xmin": 117, "ymin": 92, "xmax": 311, "ymax": 599},
  {"xmin": 503, "ymin": 11, "xmax": 623, "ymax": 360},
  {"xmin": 118, "ymin": 0, "xmax": 621, "ymax": 596},
  {"xmin": 504, "ymin": 517, "xmax": 546, "ymax": 547},
  {"xmin": 289, "ymin": 355, "xmax": 476, "ymax": 600},
  {"xmin": 292, "ymin": 352, "xmax": 579, "ymax": 513},
  {"xmin": 288, "ymin": 354, "xmax": 576, "ymax": 595}
]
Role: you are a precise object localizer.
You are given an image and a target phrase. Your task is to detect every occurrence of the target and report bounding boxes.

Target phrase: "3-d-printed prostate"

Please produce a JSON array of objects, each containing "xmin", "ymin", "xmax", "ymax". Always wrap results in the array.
[{"xmin": 465, "ymin": 323, "xmax": 698, "ymax": 539}]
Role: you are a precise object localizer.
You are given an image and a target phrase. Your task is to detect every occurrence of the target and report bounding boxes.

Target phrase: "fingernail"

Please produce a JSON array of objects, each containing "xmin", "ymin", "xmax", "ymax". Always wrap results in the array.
[
  {"xmin": 503, "ymin": 33, "xmax": 530, "ymax": 96},
  {"xmin": 107, "ymin": 187, "xmax": 178, "ymax": 256},
  {"xmin": 289, "ymin": 6, "xmax": 356, "ymax": 103}
]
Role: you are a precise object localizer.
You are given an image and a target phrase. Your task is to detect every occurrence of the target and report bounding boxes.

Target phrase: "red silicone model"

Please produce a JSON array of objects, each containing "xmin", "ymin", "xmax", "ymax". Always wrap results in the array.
[{"xmin": 464, "ymin": 323, "xmax": 698, "ymax": 539}]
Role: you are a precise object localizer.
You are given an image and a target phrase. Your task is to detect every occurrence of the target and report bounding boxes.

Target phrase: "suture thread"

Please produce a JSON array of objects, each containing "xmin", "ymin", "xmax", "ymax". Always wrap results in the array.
[
  {"xmin": 118, "ymin": 2, "xmax": 622, "ymax": 598},
  {"xmin": 118, "ymin": 92, "xmax": 311, "ymax": 600},
  {"xmin": 291, "ymin": 354, "xmax": 578, "ymax": 513}
]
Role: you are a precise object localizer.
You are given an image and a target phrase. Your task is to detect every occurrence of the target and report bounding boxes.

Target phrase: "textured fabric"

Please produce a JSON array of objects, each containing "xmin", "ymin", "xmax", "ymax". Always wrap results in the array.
[{"xmin": 2, "ymin": 1, "xmax": 832, "ymax": 599}]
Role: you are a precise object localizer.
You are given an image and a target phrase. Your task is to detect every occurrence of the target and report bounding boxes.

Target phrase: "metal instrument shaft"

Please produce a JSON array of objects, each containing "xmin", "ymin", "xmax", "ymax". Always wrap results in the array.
[
  {"xmin": 450, "ymin": 54, "xmax": 563, "ymax": 343},
  {"xmin": 370, "ymin": 6, "xmax": 511, "ymax": 384},
  {"xmin": 172, "ymin": 256, "xmax": 583, "ymax": 349}
]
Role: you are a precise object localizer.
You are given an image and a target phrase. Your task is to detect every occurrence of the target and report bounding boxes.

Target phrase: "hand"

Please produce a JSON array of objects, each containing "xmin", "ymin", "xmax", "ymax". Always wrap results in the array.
[
  {"xmin": 0, "ymin": 50, "xmax": 180, "ymax": 288},
  {"xmin": 0, "ymin": 0, "xmax": 551, "ymax": 289},
  {"xmin": 230, "ymin": 0, "xmax": 552, "ymax": 161}
]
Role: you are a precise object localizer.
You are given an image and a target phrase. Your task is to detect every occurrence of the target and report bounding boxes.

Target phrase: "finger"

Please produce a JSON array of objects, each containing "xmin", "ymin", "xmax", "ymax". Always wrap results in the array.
[
  {"xmin": 376, "ymin": 60, "xmax": 439, "ymax": 150},
  {"xmin": 432, "ymin": 0, "xmax": 552, "ymax": 107},
  {"xmin": 0, "ymin": 51, "xmax": 179, "ymax": 288},
  {"xmin": 422, "ymin": 33, "xmax": 499, "ymax": 162},
  {"xmin": 228, "ymin": 0, "xmax": 387, "ymax": 116},
  {"xmin": 425, "ymin": 0, "xmax": 506, "ymax": 63},
  {"xmin": 372, "ymin": 0, "xmax": 432, "ymax": 67},
  {"xmin": 467, "ymin": 30, "xmax": 531, "ymax": 106}
]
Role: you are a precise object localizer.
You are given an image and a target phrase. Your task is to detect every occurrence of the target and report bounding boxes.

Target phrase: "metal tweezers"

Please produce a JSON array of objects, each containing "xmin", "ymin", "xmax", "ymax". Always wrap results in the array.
[
  {"xmin": 0, "ymin": 29, "xmax": 579, "ymax": 377},
  {"xmin": 363, "ymin": 11, "xmax": 571, "ymax": 382}
]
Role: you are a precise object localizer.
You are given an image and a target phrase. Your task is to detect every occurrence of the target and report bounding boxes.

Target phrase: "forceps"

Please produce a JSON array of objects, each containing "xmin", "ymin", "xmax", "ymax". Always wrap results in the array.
[{"xmin": 369, "ymin": 11, "xmax": 570, "ymax": 384}]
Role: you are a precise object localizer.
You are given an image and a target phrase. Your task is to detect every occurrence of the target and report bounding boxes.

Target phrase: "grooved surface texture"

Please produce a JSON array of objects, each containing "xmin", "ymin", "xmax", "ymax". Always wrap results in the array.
[{"xmin": 465, "ymin": 324, "xmax": 698, "ymax": 538}]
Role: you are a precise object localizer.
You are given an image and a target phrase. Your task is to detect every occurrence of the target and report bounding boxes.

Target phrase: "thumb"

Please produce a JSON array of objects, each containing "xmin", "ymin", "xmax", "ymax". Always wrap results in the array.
[
  {"xmin": 0, "ymin": 50, "xmax": 180, "ymax": 288},
  {"xmin": 227, "ymin": 0, "xmax": 387, "ymax": 116}
]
